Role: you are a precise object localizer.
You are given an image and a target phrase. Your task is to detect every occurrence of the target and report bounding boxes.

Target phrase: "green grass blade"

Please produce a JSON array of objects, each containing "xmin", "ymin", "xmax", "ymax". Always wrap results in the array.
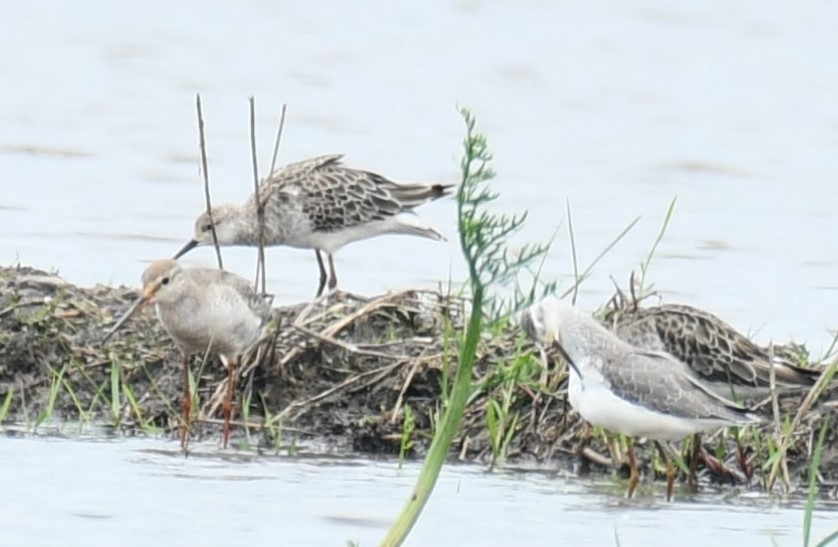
[
  {"xmin": 639, "ymin": 196, "xmax": 677, "ymax": 290},
  {"xmin": 561, "ymin": 216, "xmax": 640, "ymax": 301},
  {"xmin": 566, "ymin": 200, "xmax": 580, "ymax": 305},
  {"xmin": 35, "ymin": 364, "xmax": 66, "ymax": 430},
  {"xmin": 121, "ymin": 380, "xmax": 150, "ymax": 431},
  {"xmin": 0, "ymin": 388, "xmax": 13, "ymax": 422},
  {"xmin": 815, "ymin": 530, "xmax": 838, "ymax": 547},
  {"xmin": 804, "ymin": 418, "xmax": 830, "ymax": 547},
  {"xmin": 110, "ymin": 361, "xmax": 121, "ymax": 424},
  {"xmin": 59, "ymin": 376, "xmax": 88, "ymax": 424}
]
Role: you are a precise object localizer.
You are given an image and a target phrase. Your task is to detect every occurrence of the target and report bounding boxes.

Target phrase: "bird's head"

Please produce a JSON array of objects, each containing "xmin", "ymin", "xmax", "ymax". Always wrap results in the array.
[
  {"xmin": 521, "ymin": 296, "xmax": 573, "ymax": 346},
  {"xmin": 102, "ymin": 259, "xmax": 185, "ymax": 343},
  {"xmin": 174, "ymin": 205, "xmax": 241, "ymax": 258}
]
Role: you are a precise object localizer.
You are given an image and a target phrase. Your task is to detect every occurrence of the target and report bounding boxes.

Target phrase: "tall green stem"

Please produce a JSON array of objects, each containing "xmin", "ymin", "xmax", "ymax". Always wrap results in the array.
[
  {"xmin": 378, "ymin": 286, "xmax": 483, "ymax": 547},
  {"xmin": 379, "ymin": 107, "xmax": 548, "ymax": 547},
  {"xmin": 379, "ymin": 109, "xmax": 487, "ymax": 547}
]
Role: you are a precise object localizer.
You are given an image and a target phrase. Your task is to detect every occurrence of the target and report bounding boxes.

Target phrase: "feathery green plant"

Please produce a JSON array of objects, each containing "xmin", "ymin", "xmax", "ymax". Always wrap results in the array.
[
  {"xmin": 379, "ymin": 107, "xmax": 553, "ymax": 546},
  {"xmin": 484, "ymin": 344, "xmax": 541, "ymax": 468}
]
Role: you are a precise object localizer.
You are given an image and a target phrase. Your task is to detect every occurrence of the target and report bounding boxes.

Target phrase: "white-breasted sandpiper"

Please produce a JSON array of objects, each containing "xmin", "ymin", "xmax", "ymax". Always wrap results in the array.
[
  {"xmin": 522, "ymin": 296, "xmax": 760, "ymax": 500},
  {"xmin": 174, "ymin": 154, "xmax": 452, "ymax": 297}
]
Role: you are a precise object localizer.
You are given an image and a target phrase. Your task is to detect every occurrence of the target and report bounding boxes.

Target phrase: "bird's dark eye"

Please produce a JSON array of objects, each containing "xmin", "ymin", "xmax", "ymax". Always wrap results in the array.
[
  {"xmin": 201, "ymin": 224, "xmax": 213, "ymax": 233},
  {"xmin": 161, "ymin": 276, "xmax": 171, "ymax": 286}
]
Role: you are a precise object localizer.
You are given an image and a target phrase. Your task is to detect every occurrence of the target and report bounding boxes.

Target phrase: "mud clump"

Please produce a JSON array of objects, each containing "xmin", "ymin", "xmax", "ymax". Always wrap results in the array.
[{"xmin": 0, "ymin": 264, "xmax": 835, "ymax": 493}]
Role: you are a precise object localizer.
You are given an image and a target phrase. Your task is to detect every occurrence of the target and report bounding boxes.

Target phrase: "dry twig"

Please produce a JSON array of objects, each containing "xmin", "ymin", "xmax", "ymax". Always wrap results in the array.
[{"xmin": 195, "ymin": 93, "xmax": 223, "ymax": 269}]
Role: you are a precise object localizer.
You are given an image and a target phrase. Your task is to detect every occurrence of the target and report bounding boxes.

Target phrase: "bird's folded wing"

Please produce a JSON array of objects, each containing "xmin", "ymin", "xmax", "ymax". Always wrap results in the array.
[{"xmin": 599, "ymin": 349, "xmax": 748, "ymax": 421}]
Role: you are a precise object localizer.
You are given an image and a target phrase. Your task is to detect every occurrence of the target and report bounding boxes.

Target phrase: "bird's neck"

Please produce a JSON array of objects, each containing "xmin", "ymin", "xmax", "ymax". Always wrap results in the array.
[
  {"xmin": 560, "ymin": 317, "xmax": 595, "ymax": 365},
  {"xmin": 560, "ymin": 315, "xmax": 618, "ymax": 377},
  {"xmin": 236, "ymin": 205, "xmax": 281, "ymax": 246}
]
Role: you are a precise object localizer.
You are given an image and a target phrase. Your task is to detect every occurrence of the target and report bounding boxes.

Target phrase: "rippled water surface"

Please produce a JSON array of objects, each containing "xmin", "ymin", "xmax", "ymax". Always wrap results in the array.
[
  {"xmin": 2, "ymin": 0, "xmax": 837, "ymax": 347},
  {"xmin": 1, "ymin": 436, "xmax": 836, "ymax": 547}
]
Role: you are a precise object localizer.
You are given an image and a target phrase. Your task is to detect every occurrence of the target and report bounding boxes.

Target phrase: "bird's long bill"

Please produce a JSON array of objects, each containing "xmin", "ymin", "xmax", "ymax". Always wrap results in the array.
[
  {"xmin": 552, "ymin": 341, "xmax": 584, "ymax": 381},
  {"xmin": 173, "ymin": 239, "xmax": 199, "ymax": 259},
  {"xmin": 102, "ymin": 294, "xmax": 150, "ymax": 343}
]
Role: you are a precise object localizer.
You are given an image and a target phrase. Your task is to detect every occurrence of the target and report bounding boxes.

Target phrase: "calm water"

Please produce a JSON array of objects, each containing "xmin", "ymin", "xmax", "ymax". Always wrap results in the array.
[
  {"xmin": 1, "ymin": 436, "xmax": 835, "ymax": 547},
  {"xmin": 2, "ymin": 1, "xmax": 838, "ymax": 544},
  {"xmin": 2, "ymin": 1, "xmax": 837, "ymax": 349}
]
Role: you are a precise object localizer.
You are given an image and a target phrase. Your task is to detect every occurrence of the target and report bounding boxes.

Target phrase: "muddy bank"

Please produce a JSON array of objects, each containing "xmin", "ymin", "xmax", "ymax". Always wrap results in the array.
[{"xmin": 0, "ymin": 264, "xmax": 835, "ymax": 492}]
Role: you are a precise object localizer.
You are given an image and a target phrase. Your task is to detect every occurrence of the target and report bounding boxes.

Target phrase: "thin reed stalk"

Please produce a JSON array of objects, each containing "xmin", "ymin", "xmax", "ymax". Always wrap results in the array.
[
  {"xmin": 637, "ymin": 197, "xmax": 676, "ymax": 295},
  {"xmin": 562, "ymin": 202, "xmax": 639, "ymax": 303},
  {"xmin": 270, "ymin": 103, "xmax": 288, "ymax": 174},
  {"xmin": 248, "ymin": 97, "xmax": 267, "ymax": 295},
  {"xmin": 566, "ymin": 199, "xmax": 580, "ymax": 305},
  {"xmin": 195, "ymin": 93, "xmax": 224, "ymax": 270}
]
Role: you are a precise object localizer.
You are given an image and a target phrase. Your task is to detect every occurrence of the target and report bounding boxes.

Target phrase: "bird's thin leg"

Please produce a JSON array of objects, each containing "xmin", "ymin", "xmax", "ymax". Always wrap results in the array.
[
  {"xmin": 734, "ymin": 432, "xmax": 751, "ymax": 479},
  {"xmin": 688, "ymin": 433, "xmax": 701, "ymax": 491},
  {"xmin": 257, "ymin": 244, "xmax": 267, "ymax": 296},
  {"xmin": 655, "ymin": 441, "xmax": 676, "ymax": 502},
  {"xmin": 607, "ymin": 434, "xmax": 623, "ymax": 468},
  {"xmin": 699, "ymin": 448, "xmax": 726, "ymax": 475},
  {"xmin": 327, "ymin": 253, "xmax": 338, "ymax": 290},
  {"xmin": 627, "ymin": 438, "xmax": 639, "ymax": 499},
  {"xmin": 315, "ymin": 250, "xmax": 328, "ymax": 297},
  {"xmin": 222, "ymin": 356, "xmax": 239, "ymax": 449},
  {"xmin": 180, "ymin": 353, "xmax": 191, "ymax": 454}
]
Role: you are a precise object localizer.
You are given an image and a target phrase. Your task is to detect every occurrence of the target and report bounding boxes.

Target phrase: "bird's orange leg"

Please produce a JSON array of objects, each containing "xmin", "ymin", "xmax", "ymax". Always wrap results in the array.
[
  {"xmin": 180, "ymin": 353, "xmax": 191, "ymax": 454},
  {"xmin": 688, "ymin": 433, "xmax": 701, "ymax": 491},
  {"xmin": 627, "ymin": 438, "xmax": 639, "ymax": 498},
  {"xmin": 222, "ymin": 356, "xmax": 239, "ymax": 449},
  {"xmin": 655, "ymin": 441, "xmax": 677, "ymax": 502}
]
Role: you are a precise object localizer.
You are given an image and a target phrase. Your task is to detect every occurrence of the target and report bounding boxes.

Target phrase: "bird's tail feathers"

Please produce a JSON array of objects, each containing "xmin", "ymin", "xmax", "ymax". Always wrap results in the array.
[
  {"xmin": 391, "ymin": 213, "xmax": 446, "ymax": 241},
  {"xmin": 392, "ymin": 183, "xmax": 455, "ymax": 208}
]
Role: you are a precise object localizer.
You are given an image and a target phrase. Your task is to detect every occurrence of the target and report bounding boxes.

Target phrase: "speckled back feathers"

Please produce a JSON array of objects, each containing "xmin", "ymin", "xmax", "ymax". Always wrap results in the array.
[
  {"xmin": 259, "ymin": 154, "xmax": 452, "ymax": 233},
  {"xmin": 604, "ymin": 303, "xmax": 819, "ymax": 392}
]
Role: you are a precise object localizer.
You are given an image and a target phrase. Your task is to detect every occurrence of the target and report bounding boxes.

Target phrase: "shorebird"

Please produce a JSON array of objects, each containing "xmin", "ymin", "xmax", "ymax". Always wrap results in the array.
[
  {"xmin": 522, "ymin": 296, "xmax": 760, "ymax": 500},
  {"xmin": 103, "ymin": 259, "xmax": 273, "ymax": 451},
  {"xmin": 603, "ymin": 303, "xmax": 821, "ymax": 400},
  {"xmin": 174, "ymin": 154, "xmax": 453, "ymax": 297}
]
